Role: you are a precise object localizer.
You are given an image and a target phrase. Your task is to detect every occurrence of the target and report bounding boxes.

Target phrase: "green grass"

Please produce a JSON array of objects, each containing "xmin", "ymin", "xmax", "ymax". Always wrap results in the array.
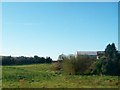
[{"xmin": 2, "ymin": 64, "xmax": 119, "ymax": 88}]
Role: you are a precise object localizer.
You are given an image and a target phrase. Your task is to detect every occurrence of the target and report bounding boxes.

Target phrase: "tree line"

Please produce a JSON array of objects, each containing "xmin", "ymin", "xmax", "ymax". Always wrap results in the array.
[{"xmin": 1, "ymin": 55, "xmax": 52, "ymax": 65}]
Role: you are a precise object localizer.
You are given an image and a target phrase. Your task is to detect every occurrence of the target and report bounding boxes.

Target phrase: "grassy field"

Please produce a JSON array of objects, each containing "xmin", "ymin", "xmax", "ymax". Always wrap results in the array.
[{"xmin": 2, "ymin": 64, "xmax": 119, "ymax": 88}]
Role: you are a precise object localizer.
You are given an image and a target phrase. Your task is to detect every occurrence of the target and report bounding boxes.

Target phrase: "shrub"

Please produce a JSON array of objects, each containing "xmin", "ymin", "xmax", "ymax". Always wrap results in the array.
[
  {"xmin": 62, "ymin": 55, "xmax": 75, "ymax": 75},
  {"xmin": 91, "ymin": 56, "xmax": 106, "ymax": 75},
  {"xmin": 61, "ymin": 54, "xmax": 96, "ymax": 75},
  {"xmin": 51, "ymin": 61, "xmax": 62, "ymax": 71},
  {"xmin": 75, "ymin": 55, "xmax": 96, "ymax": 75}
]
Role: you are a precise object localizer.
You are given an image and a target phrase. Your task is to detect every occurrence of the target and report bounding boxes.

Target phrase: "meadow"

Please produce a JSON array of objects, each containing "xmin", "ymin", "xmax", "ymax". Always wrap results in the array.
[{"xmin": 2, "ymin": 64, "xmax": 119, "ymax": 88}]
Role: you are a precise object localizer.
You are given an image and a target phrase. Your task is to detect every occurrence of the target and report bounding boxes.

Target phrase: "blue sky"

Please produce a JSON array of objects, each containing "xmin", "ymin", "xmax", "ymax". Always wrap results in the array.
[{"xmin": 2, "ymin": 2, "xmax": 118, "ymax": 60}]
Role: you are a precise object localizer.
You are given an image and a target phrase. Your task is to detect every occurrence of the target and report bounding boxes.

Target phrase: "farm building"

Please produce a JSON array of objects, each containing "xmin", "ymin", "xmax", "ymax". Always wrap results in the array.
[
  {"xmin": 76, "ymin": 51, "xmax": 104, "ymax": 59},
  {"xmin": 75, "ymin": 51, "xmax": 97, "ymax": 59}
]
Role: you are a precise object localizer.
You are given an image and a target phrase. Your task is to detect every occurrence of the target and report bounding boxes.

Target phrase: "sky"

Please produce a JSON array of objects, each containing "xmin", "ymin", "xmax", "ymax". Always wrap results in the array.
[
  {"xmin": 2, "ymin": 2, "xmax": 118, "ymax": 60},
  {"xmin": 0, "ymin": 3, "xmax": 2, "ymax": 55},
  {"xmin": 1, "ymin": 0, "xmax": 120, "ymax": 2}
]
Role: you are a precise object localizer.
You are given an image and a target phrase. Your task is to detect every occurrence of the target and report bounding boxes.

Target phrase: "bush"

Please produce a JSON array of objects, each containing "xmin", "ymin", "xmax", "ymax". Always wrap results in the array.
[
  {"xmin": 61, "ymin": 54, "xmax": 96, "ymax": 75},
  {"xmin": 51, "ymin": 61, "xmax": 62, "ymax": 71},
  {"xmin": 62, "ymin": 55, "xmax": 75, "ymax": 75},
  {"xmin": 91, "ymin": 56, "xmax": 106, "ymax": 75}
]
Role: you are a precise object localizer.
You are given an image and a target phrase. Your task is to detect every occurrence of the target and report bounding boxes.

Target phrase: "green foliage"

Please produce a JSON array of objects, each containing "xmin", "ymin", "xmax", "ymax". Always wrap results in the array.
[
  {"xmin": 91, "ymin": 56, "xmax": 106, "ymax": 75},
  {"xmin": 51, "ymin": 61, "xmax": 62, "ymax": 71},
  {"xmin": 92, "ymin": 43, "xmax": 119, "ymax": 76},
  {"xmin": 2, "ymin": 55, "xmax": 52, "ymax": 65},
  {"xmin": 62, "ymin": 55, "xmax": 75, "ymax": 75},
  {"xmin": 61, "ymin": 54, "xmax": 96, "ymax": 75},
  {"xmin": 105, "ymin": 43, "xmax": 118, "ymax": 60},
  {"xmin": 46, "ymin": 57, "xmax": 52, "ymax": 63},
  {"xmin": 75, "ymin": 55, "xmax": 95, "ymax": 75},
  {"xmin": 103, "ymin": 43, "xmax": 119, "ymax": 75}
]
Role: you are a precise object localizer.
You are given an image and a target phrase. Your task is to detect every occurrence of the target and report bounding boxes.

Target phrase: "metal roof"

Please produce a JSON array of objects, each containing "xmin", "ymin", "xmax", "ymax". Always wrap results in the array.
[{"xmin": 76, "ymin": 51, "xmax": 97, "ymax": 55}]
